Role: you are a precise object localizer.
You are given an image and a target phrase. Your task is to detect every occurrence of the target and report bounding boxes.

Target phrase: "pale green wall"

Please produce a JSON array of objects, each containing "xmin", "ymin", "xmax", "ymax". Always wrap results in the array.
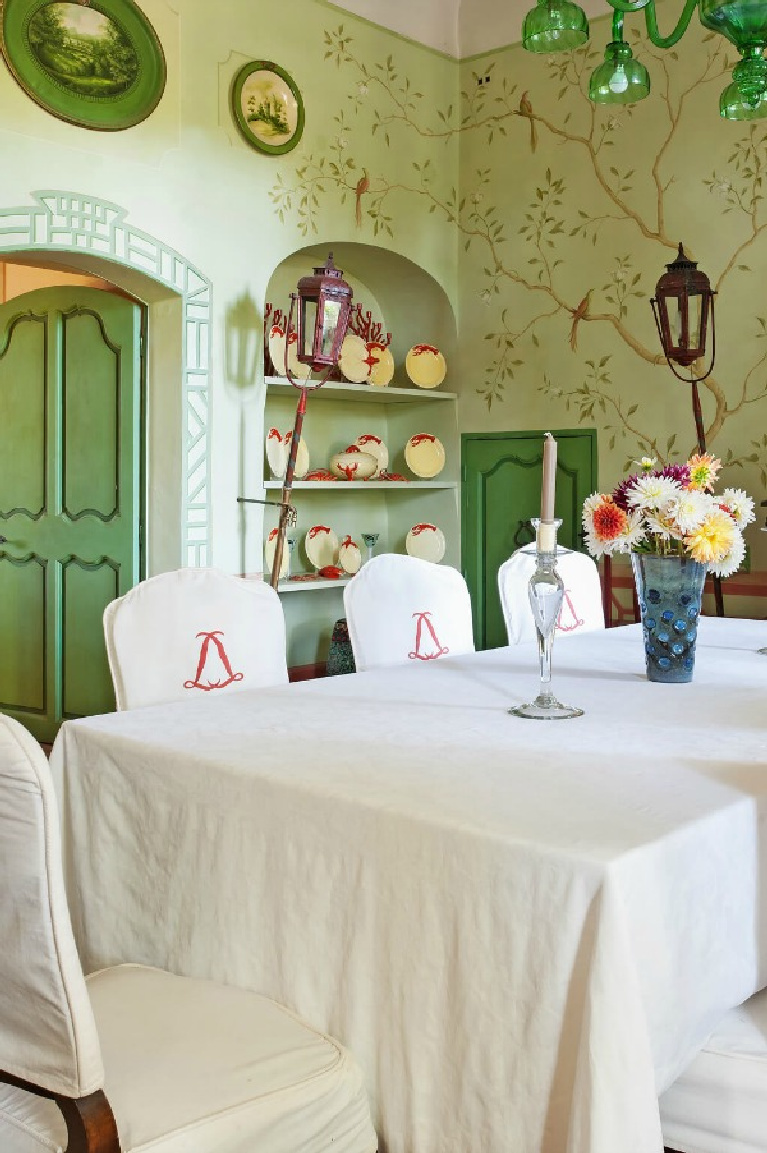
[
  {"xmin": 0, "ymin": 0, "xmax": 459, "ymax": 581},
  {"xmin": 1, "ymin": 0, "xmax": 764, "ymax": 602},
  {"xmin": 457, "ymin": 16, "xmax": 767, "ymax": 567}
]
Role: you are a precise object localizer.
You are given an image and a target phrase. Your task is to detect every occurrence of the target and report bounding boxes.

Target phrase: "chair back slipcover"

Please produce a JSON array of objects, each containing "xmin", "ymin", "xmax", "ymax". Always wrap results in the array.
[
  {"xmin": 0, "ymin": 713, "xmax": 103, "ymax": 1097},
  {"xmin": 104, "ymin": 568, "xmax": 288, "ymax": 710},
  {"xmin": 344, "ymin": 554, "xmax": 475, "ymax": 672},
  {"xmin": 498, "ymin": 548, "xmax": 605, "ymax": 645}
]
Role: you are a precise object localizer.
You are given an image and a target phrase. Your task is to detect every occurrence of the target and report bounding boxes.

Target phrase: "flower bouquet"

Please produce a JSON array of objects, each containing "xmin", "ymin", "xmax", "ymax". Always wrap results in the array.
[{"xmin": 582, "ymin": 454, "xmax": 755, "ymax": 682}]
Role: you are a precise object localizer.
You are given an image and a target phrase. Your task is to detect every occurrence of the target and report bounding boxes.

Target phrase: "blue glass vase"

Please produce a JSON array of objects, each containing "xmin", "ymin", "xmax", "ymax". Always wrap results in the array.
[{"xmin": 631, "ymin": 553, "xmax": 706, "ymax": 683}]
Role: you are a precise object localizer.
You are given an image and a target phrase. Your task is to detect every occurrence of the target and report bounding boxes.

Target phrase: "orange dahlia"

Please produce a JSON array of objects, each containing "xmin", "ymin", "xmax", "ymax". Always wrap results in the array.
[{"xmin": 592, "ymin": 497, "xmax": 628, "ymax": 543}]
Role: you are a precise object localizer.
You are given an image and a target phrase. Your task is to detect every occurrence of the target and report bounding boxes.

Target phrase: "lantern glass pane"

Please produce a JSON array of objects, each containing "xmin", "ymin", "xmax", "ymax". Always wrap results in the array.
[
  {"xmin": 690, "ymin": 292, "xmax": 703, "ymax": 348},
  {"xmin": 302, "ymin": 298, "xmax": 317, "ymax": 359},
  {"xmin": 321, "ymin": 300, "xmax": 341, "ymax": 359},
  {"xmin": 672, "ymin": 296, "xmax": 685, "ymax": 350}
]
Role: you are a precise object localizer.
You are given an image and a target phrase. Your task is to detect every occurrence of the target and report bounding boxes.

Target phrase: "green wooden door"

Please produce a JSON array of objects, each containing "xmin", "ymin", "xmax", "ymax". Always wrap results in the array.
[
  {"xmin": 462, "ymin": 429, "xmax": 597, "ymax": 650},
  {"xmin": 0, "ymin": 287, "xmax": 143, "ymax": 740}
]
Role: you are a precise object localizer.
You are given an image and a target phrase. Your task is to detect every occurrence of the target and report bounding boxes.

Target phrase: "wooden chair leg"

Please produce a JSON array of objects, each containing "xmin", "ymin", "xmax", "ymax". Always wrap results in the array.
[
  {"xmin": 602, "ymin": 555, "xmax": 613, "ymax": 627},
  {"xmin": 713, "ymin": 573, "xmax": 725, "ymax": 617},
  {"xmin": 0, "ymin": 1071, "xmax": 120, "ymax": 1153}
]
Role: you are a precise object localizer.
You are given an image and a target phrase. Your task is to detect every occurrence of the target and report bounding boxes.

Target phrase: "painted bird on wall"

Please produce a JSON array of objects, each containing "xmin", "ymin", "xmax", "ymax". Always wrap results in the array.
[
  {"xmin": 518, "ymin": 91, "xmax": 536, "ymax": 153},
  {"xmin": 569, "ymin": 291, "xmax": 591, "ymax": 352},
  {"xmin": 355, "ymin": 169, "xmax": 370, "ymax": 227}
]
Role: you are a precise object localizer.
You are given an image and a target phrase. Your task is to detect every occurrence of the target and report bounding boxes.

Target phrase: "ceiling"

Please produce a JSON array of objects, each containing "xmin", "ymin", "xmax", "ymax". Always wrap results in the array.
[{"xmin": 329, "ymin": 0, "xmax": 613, "ymax": 58}]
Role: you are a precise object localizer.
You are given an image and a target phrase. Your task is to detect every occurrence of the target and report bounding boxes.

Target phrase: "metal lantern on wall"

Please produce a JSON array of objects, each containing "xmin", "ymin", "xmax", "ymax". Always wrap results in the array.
[
  {"xmin": 294, "ymin": 253, "xmax": 353, "ymax": 369},
  {"xmin": 650, "ymin": 243, "xmax": 716, "ymax": 381}
]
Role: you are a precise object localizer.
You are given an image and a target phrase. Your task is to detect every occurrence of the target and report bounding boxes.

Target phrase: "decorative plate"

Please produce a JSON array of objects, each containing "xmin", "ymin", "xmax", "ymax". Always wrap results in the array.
[
  {"xmin": 406, "ymin": 523, "xmax": 446, "ymax": 564},
  {"xmin": 354, "ymin": 433, "xmax": 388, "ymax": 476},
  {"xmin": 265, "ymin": 428, "xmax": 287, "ymax": 478},
  {"xmin": 264, "ymin": 527, "xmax": 288, "ymax": 579},
  {"xmin": 339, "ymin": 333, "xmax": 369, "ymax": 383},
  {"xmin": 305, "ymin": 525, "xmax": 338, "ymax": 570},
  {"xmin": 339, "ymin": 535, "xmax": 362, "ymax": 575},
  {"xmin": 367, "ymin": 343, "xmax": 394, "ymax": 387},
  {"xmin": 1, "ymin": 0, "xmax": 166, "ymax": 131},
  {"xmin": 231, "ymin": 60, "xmax": 304, "ymax": 156},
  {"xmin": 268, "ymin": 325, "xmax": 287, "ymax": 377},
  {"xmin": 286, "ymin": 332, "xmax": 310, "ymax": 380},
  {"xmin": 405, "ymin": 344, "xmax": 447, "ymax": 390},
  {"xmin": 283, "ymin": 430, "xmax": 309, "ymax": 478},
  {"xmin": 404, "ymin": 433, "xmax": 445, "ymax": 479}
]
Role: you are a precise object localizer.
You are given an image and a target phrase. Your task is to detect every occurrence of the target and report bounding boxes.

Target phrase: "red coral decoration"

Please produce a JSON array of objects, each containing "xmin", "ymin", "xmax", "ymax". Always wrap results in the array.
[
  {"xmin": 347, "ymin": 303, "xmax": 392, "ymax": 348},
  {"xmin": 263, "ymin": 302, "xmax": 287, "ymax": 376}
]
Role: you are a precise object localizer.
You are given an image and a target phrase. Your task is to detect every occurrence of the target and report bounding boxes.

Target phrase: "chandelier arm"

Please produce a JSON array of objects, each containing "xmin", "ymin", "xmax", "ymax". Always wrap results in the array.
[
  {"xmin": 605, "ymin": 0, "xmax": 699, "ymax": 47},
  {"xmin": 644, "ymin": 0, "xmax": 700, "ymax": 48}
]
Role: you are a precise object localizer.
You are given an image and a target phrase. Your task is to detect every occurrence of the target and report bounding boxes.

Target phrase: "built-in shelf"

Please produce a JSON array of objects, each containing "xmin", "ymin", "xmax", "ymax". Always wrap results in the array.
[
  {"xmin": 277, "ymin": 576, "xmax": 352, "ymax": 593},
  {"xmin": 262, "ymin": 480, "xmax": 457, "ymax": 491},
  {"xmin": 266, "ymin": 377, "xmax": 456, "ymax": 403}
]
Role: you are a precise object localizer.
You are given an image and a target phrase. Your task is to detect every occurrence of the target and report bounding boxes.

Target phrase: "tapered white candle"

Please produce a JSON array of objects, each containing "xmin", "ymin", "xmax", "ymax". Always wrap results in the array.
[
  {"xmin": 538, "ymin": 433, "xmax": 557, "ymax": 552},
  {"xmin": 541, "ymin": 433, "xmax": 557, "ymax": 521}
]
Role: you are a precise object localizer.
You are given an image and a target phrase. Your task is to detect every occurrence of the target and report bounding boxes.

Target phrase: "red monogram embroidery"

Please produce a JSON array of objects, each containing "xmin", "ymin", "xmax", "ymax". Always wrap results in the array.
[
  {"xmin": 184, "ymin": 631, "xmax": 244, "ymax": 692},
  {"xmin": 557, "ymin": 590, "xmax": 584, "ymax": 633},
  {"xmin": 408, "ymin": 611, "xmax": 449, "ymax": 661}
]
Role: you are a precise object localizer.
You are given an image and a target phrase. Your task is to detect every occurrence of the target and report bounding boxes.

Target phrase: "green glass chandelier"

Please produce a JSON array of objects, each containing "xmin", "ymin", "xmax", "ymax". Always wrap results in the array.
[{"xmin": 521, "ymin": 0, "xmax": 767, "ymax": 120}]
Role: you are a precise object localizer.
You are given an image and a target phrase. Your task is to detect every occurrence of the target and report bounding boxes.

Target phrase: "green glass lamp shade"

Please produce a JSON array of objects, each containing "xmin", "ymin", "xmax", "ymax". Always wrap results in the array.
[
  {"xmin": 720, "ymin": 47, "xmax": 767, "ymax": 117},
  {"xmin": 589, "ymin": 41, "xmax": 651, "ymax": 104},
  {"xmin": 720, "ymin": 78, "xmax": 767, "ymax": 118},
  {"xmin": 700, "ymin": 0, "xmax": 767, "ymax": 51},
  {"xmin": 522, "ymin": 0, "xmax": 589, "ymax": 53}
]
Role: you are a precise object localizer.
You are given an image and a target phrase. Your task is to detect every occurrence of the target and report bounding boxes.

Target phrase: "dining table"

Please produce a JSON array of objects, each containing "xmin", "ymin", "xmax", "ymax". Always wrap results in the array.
[{"xmin": 51, "ymin": 617, "xmax": 767, "ymax": 1153}]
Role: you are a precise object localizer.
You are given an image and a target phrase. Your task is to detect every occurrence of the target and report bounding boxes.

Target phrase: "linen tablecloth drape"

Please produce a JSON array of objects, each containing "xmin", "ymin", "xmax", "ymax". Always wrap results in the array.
[{"xmin": 52, "ymin": 619, "xmax": 767, "ymax": 1153}]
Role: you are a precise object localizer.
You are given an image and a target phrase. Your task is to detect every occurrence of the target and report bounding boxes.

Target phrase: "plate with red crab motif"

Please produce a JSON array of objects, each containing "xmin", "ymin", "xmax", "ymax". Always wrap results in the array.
[
  {"xmin": 305, "ymin": 525, "xmax": 339, "ymax": 569},
  {"xmin": 354, "ymin": 433, "xmax": 388, "ymax": 476},
  {"xmin": 404, "ymin": 433, "xmax": 445, "ymax": 479},
  {"xmin": 264, "ymin": 527, "xmax": 289, "ymax": 579},
  {"xmin": 406, "ymin": 523, "xmax": 445, "ymax": 563},
  {"xmin": 405, "ymin": 344, "xmax": 446, "ymax": 389}
]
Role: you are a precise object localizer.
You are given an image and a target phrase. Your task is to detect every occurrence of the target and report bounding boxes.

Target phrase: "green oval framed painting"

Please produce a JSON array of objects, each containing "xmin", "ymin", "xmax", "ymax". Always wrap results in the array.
[
  {"xmin": 1, "ymin": 0, "xmax": 166, "ymax": 131},
  {"xmin": 231, "ymin": 60, "xmax": 304, "ymax": 156}
]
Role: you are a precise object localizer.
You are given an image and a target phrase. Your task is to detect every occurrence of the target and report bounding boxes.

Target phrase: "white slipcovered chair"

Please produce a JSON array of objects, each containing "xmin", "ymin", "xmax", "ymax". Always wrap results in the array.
[
  {"xmin": 104, "ymin": 568, "xmax": 288, "ymax": 710},
  {"xmin": 343, "ymin": 553, "xmax": 475, "ymax": 672},
  {"xmin": 0, "ymin": 712, "xmax": 377, "ymax": 1153},
  {"xmin": 660, "ymin": 990, "xmax": 767, "ymax": 1153},
  {"xmin": 498, "ymin": 548, "xmax": 605, "ymax": 645}
]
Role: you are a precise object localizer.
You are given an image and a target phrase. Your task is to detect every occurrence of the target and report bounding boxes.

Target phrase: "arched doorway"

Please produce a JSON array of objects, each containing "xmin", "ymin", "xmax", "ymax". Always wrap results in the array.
[{"xmin": 0, "ymin": 192, "xmax": 212, "ymax": 738}]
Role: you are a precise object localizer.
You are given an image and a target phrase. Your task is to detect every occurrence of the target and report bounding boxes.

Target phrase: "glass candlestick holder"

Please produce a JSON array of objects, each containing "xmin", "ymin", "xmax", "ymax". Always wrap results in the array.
[
  {"xmin": 510, "ymin": 518, "xmax": 584, "ymax": 720},
  {"xmin": 286, "ymin": 535, "xmax": 297, "ymax": 580},
  {"xmin": 361, "ymin": 532, "xmax": 379, "ymax": 564}
]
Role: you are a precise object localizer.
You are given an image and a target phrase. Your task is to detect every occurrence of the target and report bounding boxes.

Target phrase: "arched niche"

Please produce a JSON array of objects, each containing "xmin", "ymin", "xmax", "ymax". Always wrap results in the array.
[{"xmin": 265, "ymin": 241, "xmax": 457, "ymax": 381}]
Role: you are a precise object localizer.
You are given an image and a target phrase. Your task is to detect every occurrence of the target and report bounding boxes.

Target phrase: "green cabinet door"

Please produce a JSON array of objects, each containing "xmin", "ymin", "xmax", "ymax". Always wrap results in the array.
[
  {"xmin": 462, "ymin": 429, "xmax": 597, "ymax": 651},
  {"xmin": 0, "ymin": 286, "xmax": 143, "ymax": 740}
]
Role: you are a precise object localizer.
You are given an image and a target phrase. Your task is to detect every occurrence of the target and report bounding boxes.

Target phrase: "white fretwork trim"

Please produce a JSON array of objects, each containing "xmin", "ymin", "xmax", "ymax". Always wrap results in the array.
[{"xmin": 0, "ymin": 191, "xmax": 211, "ymax": 567}]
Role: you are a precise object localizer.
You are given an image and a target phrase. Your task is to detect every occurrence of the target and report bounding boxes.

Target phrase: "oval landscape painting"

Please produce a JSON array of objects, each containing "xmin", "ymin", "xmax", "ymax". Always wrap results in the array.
[
  {"xmin": 240, "ymin": 68, "xmax": 298, "ymax": 146},
  {"xmin": 27, "ymin": 2, "xmax": 138, "ymax": 97}
]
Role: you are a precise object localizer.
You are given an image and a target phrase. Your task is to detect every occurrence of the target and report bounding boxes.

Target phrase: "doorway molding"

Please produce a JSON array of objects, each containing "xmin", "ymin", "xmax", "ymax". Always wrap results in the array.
[{"xmin": 0, "ymin": 190, "xmax": 211, "ymax": 566}]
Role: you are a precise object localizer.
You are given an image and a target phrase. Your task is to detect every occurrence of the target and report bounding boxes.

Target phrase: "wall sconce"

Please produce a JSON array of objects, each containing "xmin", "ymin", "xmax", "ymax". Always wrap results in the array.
[{"xmin": 651, "ymin": 243, "xmax": 716, "ymax": 454}]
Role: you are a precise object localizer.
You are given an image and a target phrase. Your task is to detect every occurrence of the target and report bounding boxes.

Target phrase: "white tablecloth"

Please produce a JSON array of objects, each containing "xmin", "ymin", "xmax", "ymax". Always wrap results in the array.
[{"xmin": 52, "ymin": 619, "xmax": 767, "ymax": 1153}]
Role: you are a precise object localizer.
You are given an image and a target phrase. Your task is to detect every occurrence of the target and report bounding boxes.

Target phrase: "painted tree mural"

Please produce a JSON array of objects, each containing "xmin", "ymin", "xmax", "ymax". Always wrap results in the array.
[{"xmin": 271, "ymin": 21, "xmax": 767, "ymax": 489}]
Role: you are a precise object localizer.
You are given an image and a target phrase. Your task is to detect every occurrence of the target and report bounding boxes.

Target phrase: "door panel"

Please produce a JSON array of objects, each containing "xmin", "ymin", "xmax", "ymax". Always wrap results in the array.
[
  {"xmin": 0, "ymin": 287, "xmax": 142, "ymax": 740},
  {"xmin": 0, "ymin": 554, "xmax": 47, "ymax": 711},
  {"xmin": 62, "ymin": 557, "xmax": 121, "ymax": 720},
  {"xmin": 462, "ymin": 430, "xmax": 597, "ymax": 651},
  {"xmin": 63, "ymin": 309, "xmax": 121, "ymax": 519},
  {"xmin": 0, "ymin": 314, "xmax": 47, "ymax": 515}
]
